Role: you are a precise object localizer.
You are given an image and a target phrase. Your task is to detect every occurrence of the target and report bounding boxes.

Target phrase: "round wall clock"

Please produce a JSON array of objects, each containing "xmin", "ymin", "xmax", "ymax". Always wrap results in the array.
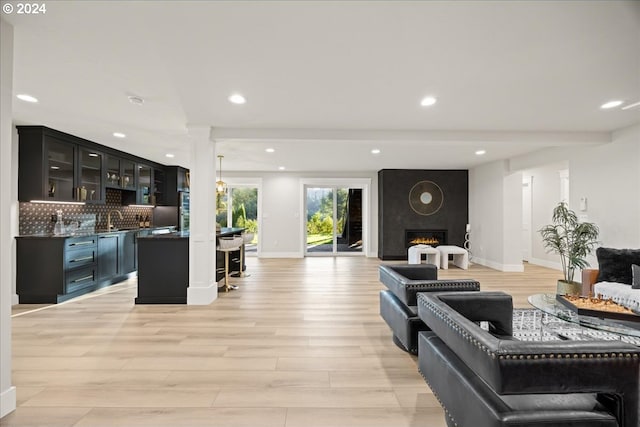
[{"xmin": 408, "ymin": 180, "xmax": 444, "ymax": 216}]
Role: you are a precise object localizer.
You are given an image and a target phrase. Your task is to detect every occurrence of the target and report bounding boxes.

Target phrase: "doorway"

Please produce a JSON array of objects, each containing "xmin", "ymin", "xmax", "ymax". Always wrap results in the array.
[
  {"xmin": 304, "ymin": 186, "xmax": 364, "ymax": 256},
  {"xmin": 216, "ymin": 185, "xmax": 259, "ymax": 255}
]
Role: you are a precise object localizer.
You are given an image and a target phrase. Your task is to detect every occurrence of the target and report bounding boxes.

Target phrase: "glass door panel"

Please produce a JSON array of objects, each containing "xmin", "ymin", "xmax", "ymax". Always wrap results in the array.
[
  {"xmin": 306, "ymin": 187, "xmax": 335, "ymax": 253},
  {"xmin": 78, "ymin": 148, "xmax": 103, "ymax": 203},
  {"xmin": 46, "ymin": 139, "xmax": 75, "ymax": 201},
  {"xmin": 137, "ymin": 165, "xmax": 152, "ymax": 204},
  {"xmin": 337, "ymin": 188, "xmax": 363, "ymax": 253},
  {"xmin": 306, "ymin": 186, "xmax": 363, "ymax": 255},
  {"xmin": 121, "ymin": 160, "xmax": 135, "ymax": 190},
  {"xmin": 230, "ymin": 187, "xmax": 258, "ymax": 253}
]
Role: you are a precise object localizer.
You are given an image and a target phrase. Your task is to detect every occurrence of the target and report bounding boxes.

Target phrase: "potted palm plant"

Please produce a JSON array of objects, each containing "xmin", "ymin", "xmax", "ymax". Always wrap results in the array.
[{"xmin": 539, "ymin": 202, "xmax": 599, "ymax": 295}]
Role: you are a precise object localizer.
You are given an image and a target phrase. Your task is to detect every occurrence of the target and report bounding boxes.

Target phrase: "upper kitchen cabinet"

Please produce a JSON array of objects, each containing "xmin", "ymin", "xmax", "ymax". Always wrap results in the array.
[
  {"xmin": 161, "ymin": 166, "xmax": 190, "ymax": 206},
  {"xmin": 18, "ymin": 126, "xmax": 105, "ymax": 203},
  {"xmin": 137, "ymin": 164, "xmax": 153, "ymax": 205},
  {"xmin": 18, "ymin": 125, "xmax": 166, "ymax": 205},
  {"xmin": 105, "ymin": 155, "xmax": 136, "ymax": 191},
  {"xmin": 78, "ymin": 147, "xmax": 105, "ymax": 203}
]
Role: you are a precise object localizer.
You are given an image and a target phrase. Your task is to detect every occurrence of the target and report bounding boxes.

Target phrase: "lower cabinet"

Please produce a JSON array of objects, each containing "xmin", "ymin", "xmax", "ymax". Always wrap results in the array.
[
  {"xmin": 97, "ymin": 234, "xmax": 120, "ymax": 284},
  {"xmin": 121, "ymin": 231, "xmax": 137, "ymax": 274},
  {"xmin": 16, "ymin": 231, "xmax": 139, "ymax": 304}
]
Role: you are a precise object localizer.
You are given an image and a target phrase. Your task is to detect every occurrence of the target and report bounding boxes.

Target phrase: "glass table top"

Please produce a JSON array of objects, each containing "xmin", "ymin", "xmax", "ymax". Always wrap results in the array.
[{"xmin": 528, "ymin": 293, "xmax": 640, "ymax": 339}]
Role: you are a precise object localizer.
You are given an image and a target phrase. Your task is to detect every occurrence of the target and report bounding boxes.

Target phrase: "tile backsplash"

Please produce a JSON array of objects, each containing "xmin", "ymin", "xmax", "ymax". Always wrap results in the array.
[{"xmin": 19, "ymin": 189, "xmax": 155, "ymax": 235}]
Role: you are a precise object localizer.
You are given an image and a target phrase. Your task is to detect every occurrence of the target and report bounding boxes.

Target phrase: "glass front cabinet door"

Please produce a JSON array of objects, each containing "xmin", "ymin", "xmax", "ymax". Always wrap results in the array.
[
  {"xmin": 137, "ymin": 164, "xmax": 153, "ymax": 205},
  {"xmin": 77, "ymin": 148, "xmax": 105, "ymax": 203},
  {"xmin": 45, "ymin": 138, "xmax": 76, "ymax": 202},
  {"xmin": 106, "ymin": 156, "xmax": 136, "ymax": 191}
]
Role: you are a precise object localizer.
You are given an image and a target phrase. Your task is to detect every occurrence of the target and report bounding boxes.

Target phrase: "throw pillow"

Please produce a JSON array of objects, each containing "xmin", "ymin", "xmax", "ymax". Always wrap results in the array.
[
  {"xmin": 596, "ymin": 247, "xmax": 640, "ymax": 285},
  {"xmin": 633, "ymin": 264, "xmax": 640, "ymax": 289}
]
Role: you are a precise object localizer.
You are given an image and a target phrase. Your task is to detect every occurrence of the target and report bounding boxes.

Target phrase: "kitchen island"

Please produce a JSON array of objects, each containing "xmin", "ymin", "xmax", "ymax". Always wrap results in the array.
[{"xmin": 135, "ymin": 227, "xmax": 245, "ymax": 304}]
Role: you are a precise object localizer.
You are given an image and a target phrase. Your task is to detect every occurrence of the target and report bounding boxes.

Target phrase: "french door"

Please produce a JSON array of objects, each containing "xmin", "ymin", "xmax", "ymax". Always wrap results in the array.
[{"xmin": 305, "ymin": 186, "xmax": 363, "ymax": 256}]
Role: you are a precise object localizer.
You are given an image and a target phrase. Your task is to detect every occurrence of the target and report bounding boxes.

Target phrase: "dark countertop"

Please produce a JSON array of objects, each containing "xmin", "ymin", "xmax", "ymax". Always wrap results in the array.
[
  {"xmin": 16, "ymin": 226, "xmax": 177, "ymax": 239},
  {"xmin": 136, "ymin": 227, "xmax": 246, "ymax": 240}
]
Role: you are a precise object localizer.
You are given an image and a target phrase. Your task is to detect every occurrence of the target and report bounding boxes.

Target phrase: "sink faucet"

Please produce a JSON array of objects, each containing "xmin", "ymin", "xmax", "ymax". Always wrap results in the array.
[{"xmin": 107, "ymin": 210, "xmax": 123, "ymax": 230}]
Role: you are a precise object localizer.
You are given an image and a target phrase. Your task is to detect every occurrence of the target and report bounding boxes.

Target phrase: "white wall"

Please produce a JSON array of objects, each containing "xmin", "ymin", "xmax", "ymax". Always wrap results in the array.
[
  {"xmin": 469, "ymin": 160, "xmax": 523, "ymax": 271},
  {"xmin": 225, "ymin": 171, "xmax": 378, "ymax": 258},
  {"xmin": 570, "ymin": 123, "xmax": 640, "ymax": 268},
  {"xmin": 524, "ymin": 161, "xmax": 568, "ymax": 269},
  {"xmin": 503, "ymin": 170, "xmax": 524, "ymax": 270},
  {"xmin": 0, "ymin": 17, "xmax": 17, "ymax": 418},
  {"xmin": 471, "ymin": 123, "xmax": 640, "ymax": 276}
]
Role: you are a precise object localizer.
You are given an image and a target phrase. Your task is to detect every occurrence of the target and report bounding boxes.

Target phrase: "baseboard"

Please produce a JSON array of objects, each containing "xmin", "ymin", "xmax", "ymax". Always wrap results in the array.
[
  {"xmin": 527, "ymin": 257, "xmax": 562, "ymax": 271},
  {"xmin": 186, "ymin": 282, "xmax": 217, "ymax": 305},
  {"xmin": 0, "ymin": 386, "xmax": 16, "ymax": 418},
  {"xmin": 472, "ymin": 257, "xmax": 524, "ymax": 272},
  {"xmin": 11, "ymin": 294, "xmax": 18, "ymax": 306},
  {"xmin": 259, "ymin": 252, "xmax": 303, "ymax": 259}
]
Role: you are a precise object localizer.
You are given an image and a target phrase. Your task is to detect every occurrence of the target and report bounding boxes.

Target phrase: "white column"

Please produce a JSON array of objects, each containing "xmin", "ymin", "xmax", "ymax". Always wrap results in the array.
[
  {"xmin": 0, "ymin": 18, "xmax": 17, "ymax": 417},
  {"xmin": 186, "ymin": 126, "xmax": 218, "ymax": 305}
]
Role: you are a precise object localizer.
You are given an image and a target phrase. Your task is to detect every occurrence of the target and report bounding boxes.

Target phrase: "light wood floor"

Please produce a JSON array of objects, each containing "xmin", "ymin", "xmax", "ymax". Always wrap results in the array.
[{"xmin": 4, "ymin": 258, "xmax": 558, "ymax": 427}]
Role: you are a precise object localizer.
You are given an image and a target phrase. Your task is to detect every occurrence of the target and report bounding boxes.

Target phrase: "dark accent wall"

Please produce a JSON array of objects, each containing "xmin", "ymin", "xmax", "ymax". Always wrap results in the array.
[{"xmin": 378, "ymin": 169, "xmax": 468, "ymax": 260}]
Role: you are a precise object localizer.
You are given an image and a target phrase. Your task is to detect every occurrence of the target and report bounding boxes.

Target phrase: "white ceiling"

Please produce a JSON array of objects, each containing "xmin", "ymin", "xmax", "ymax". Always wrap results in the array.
[{"xmin": 4, "ymin": 1, "xmax": 640, "ymax": 172}]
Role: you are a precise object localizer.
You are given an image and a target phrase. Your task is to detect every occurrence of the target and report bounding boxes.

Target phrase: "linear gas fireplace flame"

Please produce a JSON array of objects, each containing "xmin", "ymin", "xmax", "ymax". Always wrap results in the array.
[
  {"xmin": 409, "ymin": 237, "xmax": 440, "ymax": 245},
  {"xmin": 405, "ymin": 229, "xmax": 447, "ymax": 248}
]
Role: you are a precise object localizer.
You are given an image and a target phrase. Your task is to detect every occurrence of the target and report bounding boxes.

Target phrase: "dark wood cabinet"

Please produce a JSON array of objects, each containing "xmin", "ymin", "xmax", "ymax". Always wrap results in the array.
[
  {"xmin": 16, "ymin": 230, "xmax": 142, "ymax": 304},
  {"xmin": 137, "ymin": 164, "xmax": 153, "ymax": 205},
  {"xmin": 17, "ymin": 235, "xmax": 98, "ymax": 303},
  {"xmin": 19, "ymin": 129, "xmax": 72, "ymax": 202},
  {"xmin": 18, "ymin": 127, "xmax": 108, "ymax": 203},
  {"xmin": 160, "ymin": 166, "xmax": 190, "ymax": 206},
  {"xmin": 106, "ymin": 155, "xmax": 136, "ymax": 191},
  {"xmin": 121, "ymin": 230, "xmax": 137, "ymax": 274},
  {"xmin": 18, "ymin": 126, "xmax": 176, "ymax": 206},
  {"xmin": 78, "ymin": 147, "xmax": 105, "ymax": 204},
  {"xmin": 97, "ymin": 234, "xmax": 120, "ymax": 283}
]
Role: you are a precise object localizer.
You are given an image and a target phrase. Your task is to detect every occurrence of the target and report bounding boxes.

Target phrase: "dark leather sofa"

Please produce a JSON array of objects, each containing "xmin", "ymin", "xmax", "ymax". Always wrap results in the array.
[
  {"xmin": 378, "ymin": 264, "xmax": 480, "ymax": 354},
  {"xmin": 417, "ymin": 291, "xmax": 640, "ymax": 427}
]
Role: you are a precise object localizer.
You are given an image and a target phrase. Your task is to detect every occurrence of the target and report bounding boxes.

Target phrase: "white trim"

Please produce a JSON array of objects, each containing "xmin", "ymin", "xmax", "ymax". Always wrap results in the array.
[
  {"xmin": 527, "ymin": 256, "xmax": 562, "ymax": 271},
  {"xmin": 0, "ymin": 386, "xmax": 16, "ymax": 418},
  {"xmin": 187, "ymin": 282, "xmax": 218, "ymax": 305},
  {"xmin": 472, "ymin": 257, "xmax": 525, "ymax": 272},
  {"xmin": 259, "ymin": 251, "xmax": 303, "ymax": 259},
  {"xmin": 11, "ymin": 294, "xmax": 18, "ymax": 306}
]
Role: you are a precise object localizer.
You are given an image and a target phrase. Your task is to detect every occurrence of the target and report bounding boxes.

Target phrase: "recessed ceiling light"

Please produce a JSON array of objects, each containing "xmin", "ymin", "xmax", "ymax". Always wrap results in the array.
[
  {"xmin": 420, "ymin": 96, "xmax": 437, "ymax": 107},
  {"xmin": 265, "ymin": 148, "xmax": 275, "ymax": 153},
  {"xmin": 228, "ymin": 94, "xmax": 246, "ymax": 104},
  {"xmin": 128, "ymin": 95, "xmax": 145, "ymax": 105},
  {"xmin": 113, "ymin": 132, "xmax": 126, "ymax": 138},
  {"xmin": 371, "ymin": 149, "xmax": 381, "ymax": 154},
  {"xmin": 622, "ymin": 101, "xmax": 640, "ymax": 110},
  {"xmin": 475, "ymin": 150, "xmax": 486, "ymax": 156},
  {"xmin": 600, "ymin": 100, "xmax": 623, "ymax": 109},
  {"xmin": 165, "ymin": 153, "xmax": 175, "ymax": 158},
  {"xmin": 278, "ymin": 166, "xmax": 286, "ymax": 170},
  {"xmin": 17, "ymin": 94, "xmax": 38, "ymax": 103}
]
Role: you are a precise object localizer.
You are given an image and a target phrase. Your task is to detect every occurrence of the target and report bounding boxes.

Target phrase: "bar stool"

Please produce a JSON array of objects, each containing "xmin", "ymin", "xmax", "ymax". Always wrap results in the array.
[
  {"xmin": 218, "ymin": 236, "xmax": 243, "ymax": 291},
  {"xmin": 239, "ymin": 232, "xmax": 254, "ymax": 277}
]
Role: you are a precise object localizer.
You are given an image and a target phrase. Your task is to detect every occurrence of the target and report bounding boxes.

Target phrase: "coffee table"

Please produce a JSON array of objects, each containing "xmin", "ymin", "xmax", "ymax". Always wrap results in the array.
[{"xmin": 528, "ymin": 293, "xmax": 640, "ymax": 343}]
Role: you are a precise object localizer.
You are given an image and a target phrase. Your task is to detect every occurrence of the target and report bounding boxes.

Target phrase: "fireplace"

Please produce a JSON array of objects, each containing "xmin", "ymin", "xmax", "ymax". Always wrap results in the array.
[{"xmin": 405, "ymin": 229, "xmax": 447, "ymax": 248}]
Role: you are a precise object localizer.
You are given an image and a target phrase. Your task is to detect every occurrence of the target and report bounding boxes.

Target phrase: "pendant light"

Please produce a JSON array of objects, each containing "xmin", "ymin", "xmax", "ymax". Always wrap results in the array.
[{"xmin": 216, "ymin": 155, "xmax": 228, "ymax": 195}]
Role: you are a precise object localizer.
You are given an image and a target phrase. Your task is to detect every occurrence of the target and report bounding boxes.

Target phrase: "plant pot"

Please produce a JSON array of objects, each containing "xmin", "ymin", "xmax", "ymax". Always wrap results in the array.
[{"xmin": 556, "ymin": 280, "xmax": 582, "ymax": 296}]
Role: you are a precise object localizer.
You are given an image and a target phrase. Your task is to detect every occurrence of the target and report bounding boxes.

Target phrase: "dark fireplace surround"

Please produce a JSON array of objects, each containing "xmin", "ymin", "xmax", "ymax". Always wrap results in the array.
[{"xmin": 378, "ymin": 169, "xmax": 468, "ymax": 260}]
